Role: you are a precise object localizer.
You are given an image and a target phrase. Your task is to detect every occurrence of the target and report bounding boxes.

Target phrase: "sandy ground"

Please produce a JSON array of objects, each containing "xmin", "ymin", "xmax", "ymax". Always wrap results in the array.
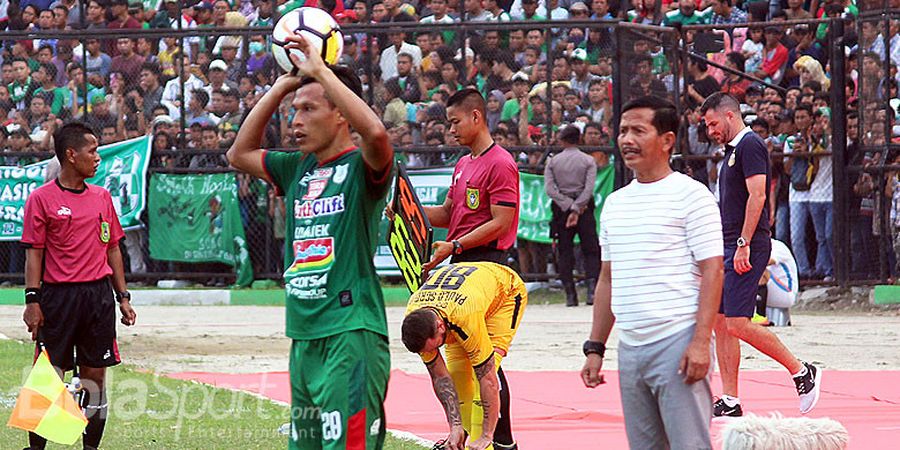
[{"xmin": 1, "ymin": 304, "xmax": 899, "ymax": 375}]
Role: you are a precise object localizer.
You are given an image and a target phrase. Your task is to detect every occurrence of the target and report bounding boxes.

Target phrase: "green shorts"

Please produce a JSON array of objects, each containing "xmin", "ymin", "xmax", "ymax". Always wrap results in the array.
[{"xmin": 288, "ymin": 329, "xmax": 390, "ymax": 450}]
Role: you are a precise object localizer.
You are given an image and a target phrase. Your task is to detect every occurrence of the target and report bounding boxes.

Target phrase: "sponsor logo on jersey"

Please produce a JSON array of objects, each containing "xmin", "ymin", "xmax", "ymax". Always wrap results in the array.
[
  {"xmin": 299, "ymin": 167, "xmax": 334, "ymax": 186},
  {"xmin": 303, "ymin": 179, "xmax": 328, "ymax": 200},
  {"xmin": 57, "ymin": 206, "xmax": 71, "ymax": 216},
  {"xmin": 333, "ymin": 164, "xmax": 349, "ymax": 184},
  {"xmin": 286, "ymin": 272, "xmax": 329, "ymax": 299},
  {"xmin": 466, "ymin": 188, "xmax": 480, "ymax": 210},
  {"xmin": 294, "ymin": 194, "xmax": 345, "ymax": 219},
  {"xmin": 293, "ymin": 224, "xmax": 330, "ymax": 240},
  {"xmin": 287, "ymin": 237, "xmax": 334, "ymax": 273}
]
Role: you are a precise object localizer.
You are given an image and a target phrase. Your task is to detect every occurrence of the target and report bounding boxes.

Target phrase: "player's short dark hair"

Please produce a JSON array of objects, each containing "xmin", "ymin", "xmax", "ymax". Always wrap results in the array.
[
  {"xmin": 401, "ymin": 309, "xmax": 438, "ymax": 353},
  {"xmin": 446, "ymin": 88, "xmax": 486, "ymax": 114},
  {"xmin": 54, "ymin": 122, "xmax": 98, "ymax": 163},
  {"xmin": 700, "ymin": 92, "xmax": 741, "ymax": 116},
  {"xmin": 299, "ymin": 65, "xmax": 363, "ymax": 101},
  {"xmin": 558, "ymin": 124, "xmax": 580, "ymax": 145},
  {"xmin": 621, "ymin": 96, "xmax": 679, "ymax": 135}
]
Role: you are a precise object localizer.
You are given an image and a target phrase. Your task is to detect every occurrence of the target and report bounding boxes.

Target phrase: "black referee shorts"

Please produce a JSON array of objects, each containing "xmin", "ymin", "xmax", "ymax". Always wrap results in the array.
[{"xmin": 37, "ymin": 278, "xmax": 121, "ymax": 371}]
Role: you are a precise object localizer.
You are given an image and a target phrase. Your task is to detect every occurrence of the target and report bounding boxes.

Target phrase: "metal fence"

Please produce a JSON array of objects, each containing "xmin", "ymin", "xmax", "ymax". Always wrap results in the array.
[{"xmin": 1, "ymin": 12, "xmax": 897, "ymax": 286}]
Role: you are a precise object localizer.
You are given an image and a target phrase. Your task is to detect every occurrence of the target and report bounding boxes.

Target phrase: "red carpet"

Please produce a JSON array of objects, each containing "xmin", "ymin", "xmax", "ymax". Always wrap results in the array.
[{"xmin": 168, "ymin": 370, "xmax": 900, "ymax": 449}]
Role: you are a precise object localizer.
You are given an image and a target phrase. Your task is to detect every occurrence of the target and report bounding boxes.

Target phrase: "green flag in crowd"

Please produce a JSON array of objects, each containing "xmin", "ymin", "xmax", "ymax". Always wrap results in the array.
[
  {"xmin": 148, "ymin": 173, "xmax": 253, "ymax": 287},
  {"xmin": 518, "ymin": 164, "xmax": 615, "ymax": 244},
  {"xmin": 0, "ymin": 136, "xmax": 151, "ymax": 241}
]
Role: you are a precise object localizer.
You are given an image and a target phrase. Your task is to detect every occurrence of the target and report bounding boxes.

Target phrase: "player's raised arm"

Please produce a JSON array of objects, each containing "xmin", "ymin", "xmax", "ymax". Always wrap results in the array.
[
  {"xmin": 283, "ymin": 34, "xmax": 393, "ymax": 173},
  {"xmin": 226, "ymin": 74, "xmax": 302, "ymax": 182}
]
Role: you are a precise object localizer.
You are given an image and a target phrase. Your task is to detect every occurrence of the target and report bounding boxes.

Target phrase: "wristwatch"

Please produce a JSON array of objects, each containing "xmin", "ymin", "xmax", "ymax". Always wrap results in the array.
[
  {"xmin": 736, "ymin": 237, "xmax": 748, "ymax": 248},
  {"xmin": 115, "ymin": 290, "xmax": 131, "ymax": 303},
  {"xmin": 451, "ymin": 240, "xmax": 464, "ymax": 255},
  {"xmin": 583, "ymin": 340, "xmax": 606, "ymax": 358}
]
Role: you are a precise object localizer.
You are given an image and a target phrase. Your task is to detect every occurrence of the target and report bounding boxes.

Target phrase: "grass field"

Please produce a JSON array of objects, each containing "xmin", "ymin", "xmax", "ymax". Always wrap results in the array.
[{"xmin": 0, "ymin": 339, "xmax": 426, "ymax": 449}]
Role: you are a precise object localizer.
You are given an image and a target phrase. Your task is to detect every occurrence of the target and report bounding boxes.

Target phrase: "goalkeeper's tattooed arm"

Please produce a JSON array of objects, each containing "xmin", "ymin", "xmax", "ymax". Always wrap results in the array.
[
  {"xmin": 426, "ymin": 353, "xmax": 465, "ymax": 450},
  {"xmin": 471, "ymin": 354, "xmax": 500, "ymax": 449}
]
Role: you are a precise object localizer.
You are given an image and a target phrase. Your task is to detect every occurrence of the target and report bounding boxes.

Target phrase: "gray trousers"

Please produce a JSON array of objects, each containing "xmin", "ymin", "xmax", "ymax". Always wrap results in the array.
[{"xmin": 618, "ymin": 325, "xmax": 713, "ymax": 450}]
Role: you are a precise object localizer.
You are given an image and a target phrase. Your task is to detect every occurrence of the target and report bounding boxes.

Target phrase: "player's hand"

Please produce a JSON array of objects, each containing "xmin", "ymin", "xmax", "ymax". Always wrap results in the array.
[
  {"xmin": 734, "ymin": 245, "xmax": 752, "ymax": 275},
  {"xmin": 283, "ymin": 33, "xmax": 328, "ymax": 79},
  {"xmin": 23, "ymin": 303, "xmax": 44, "ymax": 341},
  {"xmin": 119, "ymin": 299, "xmax": 137, "ymax": 326},
  {"xmin": 581, "ymin": 354, "xmax": 606, "ymax": 388},
  {"xmin": 566, "ymin": 211, "xmax": 579, "ymax": 228},
  {"xmin": 384, "ymin": 202, "xmax": 395, "ymax": 221},
  {"xmin": 272, "ymin": 72, "xmax": 304, "ymax": 95},
  {"xmin": 679, "ymin": 337, "xmax": 710, "ymax": 384},
  {"xmin": 423, "ymin": 241, "xmax": 453, "ymax": 274},
  {"xmin": 444, "ymin": 425, "xmax": 466, "ymax": 450},
  {"xmin": 466, "ymin": 435, "xmax": 492, "ymax": 450}
]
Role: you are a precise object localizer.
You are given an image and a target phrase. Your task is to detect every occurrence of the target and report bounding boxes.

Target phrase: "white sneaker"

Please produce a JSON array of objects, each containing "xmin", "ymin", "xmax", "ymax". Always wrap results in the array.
[{"xmin": 793, "ymin": 362, "xmax": 822, "ymax": 414}]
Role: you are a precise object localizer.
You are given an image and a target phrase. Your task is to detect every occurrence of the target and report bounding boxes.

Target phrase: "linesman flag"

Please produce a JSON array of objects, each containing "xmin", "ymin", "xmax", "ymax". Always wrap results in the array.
[{"xmin": 7, "ymin": 349, "xmax": 87, "ymax": 444}]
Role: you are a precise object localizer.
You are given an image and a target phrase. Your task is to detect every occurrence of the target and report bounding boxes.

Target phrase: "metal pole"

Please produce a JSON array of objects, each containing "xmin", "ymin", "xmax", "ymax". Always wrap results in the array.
[
  {"xmin": 612, "ymin": 23, "xmax": 627, "ymax": 189},
  {"xmin": 178, "ymin": 0, "xmax": 186, "ymax": 150},
  {"xmin": 829, "ymin": 18, "xmax": 850, "ymax": 285}
]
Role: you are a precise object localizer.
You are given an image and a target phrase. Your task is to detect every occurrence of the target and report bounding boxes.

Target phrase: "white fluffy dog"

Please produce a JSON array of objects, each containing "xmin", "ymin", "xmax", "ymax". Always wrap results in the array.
[{"xmin": 721, "ymin": 413, "xmax": 849, "ymax": 450}]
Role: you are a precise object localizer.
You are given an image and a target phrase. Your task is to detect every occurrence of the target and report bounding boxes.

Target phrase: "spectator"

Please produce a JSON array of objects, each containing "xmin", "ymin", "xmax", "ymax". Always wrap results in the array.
[
  {"xmin": 217, "ymin": 88, "xmax": 243, "ymax": 129},
  {"xmin": 186, "ymin": 88, "xmax": 211, "ymax": 123},
  {"xmin": 204, "ymin": 59, "xmax": 238, "ymax": 96},
  {"xmin": 8, "ymin": 58, "xmax": 36, "ymax": 110},
  {"xmin": 545, "ymin": 125, "xmax": 599, "ymax": 306},
  {"xmin": 569, "ymin": 48, "xmax": 600, "ymax": 96},
  {"xmin": 500, "ymin": 71, "xmax": 532, "ymax": 124},
  {"xmin": 486, "ymin": 89, "xmax": 505, "ymax": 131},
  {"xmin": 464, "ymin": 0, "xmax": 493, "ymax": 21},
  {"xmin": 663, "ymin": 0, "xmax": 709, "ymax": 25},
  {"xmin": 710, "ymin": 0, "xmax": 748, "ymax": 26},
  {"xmin": 754, "ymin": 27, "xmax": 789, "ymax": 83},
  {"xmin": 246, "ymin": 35, "xmax": 274, "ymax": 76},
  {"xmin": 138, "ymin": 62, "xmax": 163, "ymax": 119},
  {"xmin": 514, "ymin": 0, "xmax": 546, "ymax": 21},
  {"xmin": 685, "ymin": 58, "xmax": 720, "ymax": 110},
  {"xmin": 85, "ymin": 93, "xmax": 117, "ymax": 132},
  {"xmin": 485, "ymin": 0, "xmax": 511, "ymax": 21},
  {"xmin": 741, "ymin": 26, "xmax": 764, "ymax": 74},
  {"xmin": 721, "ymin": 52, "xmax": 751, "ymax": 102},
  {"xmin": 783, "ymin": 104, "xmax": 825, "ymax": 279},
  {"xmin": 628, "ymin": 54, "xmax": 667, "ymax": 98},
  {"xmin": 108, "ymin": 0, "xmax": 142, "ymax": 37},
  {"xmin": 110, "ymin": 38, "xmax": 145, "ymax": 86},
  {"xmin": 393, "ymin": 52, "xmax": 422, "ymax": 103},
  {"xmin": 189, "ymin": 123, "xmax": 227, "ymax": 168},
  {"xmin": 161, "ymin": 53, "xmax": 205, "ymax": 119},
  {"xmin": 32, "ymin": 62, "xmax": 67, "ymax": 117},
  {"xmin": 562, "ymin": 89, "xmax": 582, "ymax": 122},
  {"xmin": 380, "ymin": 30, "xmax": 422, "ymax": 82},
  {"xmin": 794, "ymin": 56, "xmax": 830, "ymax": 92},
  {"xmin": 81, "ymin": 38, "xmax": 112, "ymax": 78},
  {"xmin": 382, "ymin": 78, "xmax": 408, "ymax": 128},
  {"xmin": 51, "ymin": 41, "xmax": 75, "ymax": 86},
  {"xmin": 53, "ymin": 0, "xmax": 83, "ymax": 28},
  {"xmin": 85, "ymin": 0, "xmax": 107, "ymax": 30},
  {"xmin": 784, "ymin": 0, "xmax": 813, "ymax": 19}
]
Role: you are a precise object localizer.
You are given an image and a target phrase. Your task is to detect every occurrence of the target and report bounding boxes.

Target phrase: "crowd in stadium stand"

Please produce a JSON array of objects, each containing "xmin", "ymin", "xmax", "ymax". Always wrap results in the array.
[{"xmin": 0, "ymin": 0, "xmax": 898, "ymax": 283}]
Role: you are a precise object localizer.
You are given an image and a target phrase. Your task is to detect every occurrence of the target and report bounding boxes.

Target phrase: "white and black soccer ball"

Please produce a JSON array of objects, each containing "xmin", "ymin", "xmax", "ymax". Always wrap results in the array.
[{"xmin": 272, "ymin": 7, "xmax": 344, "ymax": 74}]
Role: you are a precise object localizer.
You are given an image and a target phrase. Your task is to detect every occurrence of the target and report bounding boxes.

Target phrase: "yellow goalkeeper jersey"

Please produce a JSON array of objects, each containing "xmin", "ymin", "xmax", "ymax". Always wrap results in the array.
[{"xmin": 405, "ymin": 262, "xmax": 527, "ymax": 367}]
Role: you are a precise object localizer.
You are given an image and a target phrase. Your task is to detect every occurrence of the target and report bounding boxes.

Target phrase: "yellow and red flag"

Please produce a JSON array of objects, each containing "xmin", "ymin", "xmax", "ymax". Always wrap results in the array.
[{"xmin": 7, "ymin": 349, "xmax": 87, "ymax": 445}]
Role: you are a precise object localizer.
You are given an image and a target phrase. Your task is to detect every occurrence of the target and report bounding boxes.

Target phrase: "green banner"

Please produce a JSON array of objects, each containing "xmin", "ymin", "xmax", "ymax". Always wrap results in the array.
[
  {"xmin": 0, "ymin": 136, "xmax": 151, "ymax": 241},
  {"xmin": 518, "ymin": 164, "xmax": 615, "ymax": 244},
  {"xmin": 148, "ymin": 173, "xmax": 253, "ymax": 287}
]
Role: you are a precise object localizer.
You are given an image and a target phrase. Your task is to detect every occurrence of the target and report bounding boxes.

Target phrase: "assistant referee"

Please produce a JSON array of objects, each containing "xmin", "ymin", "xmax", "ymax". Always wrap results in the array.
[{"xmin": 21, "ymin": 122, "xmax": 136, "ymax": 450}]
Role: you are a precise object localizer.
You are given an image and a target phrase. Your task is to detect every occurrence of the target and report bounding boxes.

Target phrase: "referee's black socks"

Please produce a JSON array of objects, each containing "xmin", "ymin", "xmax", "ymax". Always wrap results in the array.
[{"xmin": 81, "ymin": 388, "xmax": 109, "ymax": 449}]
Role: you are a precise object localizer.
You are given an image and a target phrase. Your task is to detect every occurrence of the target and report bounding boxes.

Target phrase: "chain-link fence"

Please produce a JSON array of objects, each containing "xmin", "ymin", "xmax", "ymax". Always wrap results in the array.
[{"xmin": 0, "ymin": 6, "xmax": 895, "ymax": 286}]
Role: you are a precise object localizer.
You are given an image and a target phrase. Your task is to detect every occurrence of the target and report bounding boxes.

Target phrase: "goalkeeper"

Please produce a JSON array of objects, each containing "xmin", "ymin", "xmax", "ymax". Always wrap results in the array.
[{"xmin": 401, "ymin": 262, "xmax": 527, "ymax": 450}]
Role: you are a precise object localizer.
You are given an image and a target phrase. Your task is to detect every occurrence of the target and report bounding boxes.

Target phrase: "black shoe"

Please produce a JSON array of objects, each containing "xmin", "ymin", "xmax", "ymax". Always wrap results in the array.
[
  {"xmin": 564, "ymin": 282, "xmax": 578, "ymax": 307},
  {"xmin": 494, "ymin": 443, "xmax": 518, "ymax": 450},
  {"xmin": 712, "ymin": 398, "xmax": 743, "ymax": 417},
  {"xmin": 794, "ymin": 361, "xmax": 822, "ymax": 414},
  {"xmin": 586, "ymin": 278, "xmax": 597, "ymax": 305}
]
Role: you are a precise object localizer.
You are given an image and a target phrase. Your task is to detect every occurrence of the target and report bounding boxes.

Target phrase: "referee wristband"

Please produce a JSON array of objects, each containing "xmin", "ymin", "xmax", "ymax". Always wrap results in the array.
[{"xmin": 24, "ymin": 288, "xmax": 41, "ymax": 305}]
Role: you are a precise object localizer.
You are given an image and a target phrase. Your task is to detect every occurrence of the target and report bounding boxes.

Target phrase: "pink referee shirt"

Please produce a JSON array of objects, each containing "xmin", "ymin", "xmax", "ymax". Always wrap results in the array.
[
  {"xmin": 21, "ymin": 181, "xmax": 125, "ymax": 284},
  {"xmin": 447, "ymin": 143, "xmax": 520, "ymax": 250}
]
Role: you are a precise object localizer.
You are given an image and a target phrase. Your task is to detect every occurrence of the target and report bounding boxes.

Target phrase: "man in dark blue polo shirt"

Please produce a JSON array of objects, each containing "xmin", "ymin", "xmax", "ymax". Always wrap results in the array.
[{"xmin": 701, "ymin": 93, "xmax": 821, "ymax": 418}]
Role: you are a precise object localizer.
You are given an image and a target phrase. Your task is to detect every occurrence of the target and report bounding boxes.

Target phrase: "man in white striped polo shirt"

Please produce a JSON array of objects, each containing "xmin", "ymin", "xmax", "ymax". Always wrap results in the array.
[{"xmin": 581, "ymin": 96, "xmax": 724, "ymax": 449}]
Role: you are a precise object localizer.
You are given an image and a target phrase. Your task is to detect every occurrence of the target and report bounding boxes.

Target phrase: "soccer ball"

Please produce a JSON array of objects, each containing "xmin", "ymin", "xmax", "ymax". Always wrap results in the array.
[{"xmin": 272, "ymin": 7, "xmax": 344, "ymax": 74}]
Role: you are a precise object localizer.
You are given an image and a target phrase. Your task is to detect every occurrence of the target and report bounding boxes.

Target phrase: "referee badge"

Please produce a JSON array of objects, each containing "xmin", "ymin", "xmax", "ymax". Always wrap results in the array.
[
  {"xmin": 466, "ymin": 188, "xmax": 480, "ymax": 210},
  {"xmin": 100, "ymin": 221, "xmax": 111, "ymax": 243},
  {"xmin": 727, "ymin": 151, "xmax": 736, "ymax": 167}
]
